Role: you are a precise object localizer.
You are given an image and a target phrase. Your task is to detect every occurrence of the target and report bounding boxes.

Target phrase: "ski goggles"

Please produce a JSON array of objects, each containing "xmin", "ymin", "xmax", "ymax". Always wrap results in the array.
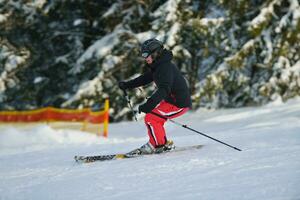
[{"xmin": 141, "ymin": 52, "xmax": 150, "ymax": 58}]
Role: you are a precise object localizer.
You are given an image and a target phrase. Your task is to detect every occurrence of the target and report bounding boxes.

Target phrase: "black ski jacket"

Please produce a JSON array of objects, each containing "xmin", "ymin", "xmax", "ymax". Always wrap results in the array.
[{"xmin": 126, "ymin": 49, "xmax": 192, "ymax": 111}]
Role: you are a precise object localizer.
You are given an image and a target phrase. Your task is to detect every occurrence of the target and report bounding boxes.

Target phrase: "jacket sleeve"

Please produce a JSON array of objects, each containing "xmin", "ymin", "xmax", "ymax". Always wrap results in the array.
[
  {"xmin": 145, "ymin": 65, "xmax": 174, "ymax": 110},
  {"xmin": 126, "ymin": 71, "xmax": 153, "ymax": 89}
]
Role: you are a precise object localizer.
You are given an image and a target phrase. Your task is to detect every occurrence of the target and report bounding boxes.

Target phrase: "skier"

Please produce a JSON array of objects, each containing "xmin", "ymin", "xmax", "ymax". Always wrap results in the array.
[{"xmin": 118, "ymin": 38, "xmax": 192, "ymax": 154}]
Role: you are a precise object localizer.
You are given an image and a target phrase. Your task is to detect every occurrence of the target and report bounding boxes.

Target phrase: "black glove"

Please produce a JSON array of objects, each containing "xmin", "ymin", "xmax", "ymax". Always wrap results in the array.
[
  {"xmin": 138, "ymin": 102, "xmax": 153, "ymax": 114},
  {"xmin": 118, "ymin": 81, "xmax": 129, "ymax": 90}
]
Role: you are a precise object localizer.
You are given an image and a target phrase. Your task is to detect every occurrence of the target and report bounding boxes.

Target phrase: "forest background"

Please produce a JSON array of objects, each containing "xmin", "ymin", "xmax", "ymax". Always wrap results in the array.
[{"xmin": 0, "ymin": 0, "xmax": 299, "ymax": 121}]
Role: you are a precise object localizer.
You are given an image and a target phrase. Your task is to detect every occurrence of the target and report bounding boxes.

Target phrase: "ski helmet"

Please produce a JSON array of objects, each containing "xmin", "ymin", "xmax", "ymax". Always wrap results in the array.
[{"xmin": 141, "ymin": 38, "xmax": 163, "ymax": 58}]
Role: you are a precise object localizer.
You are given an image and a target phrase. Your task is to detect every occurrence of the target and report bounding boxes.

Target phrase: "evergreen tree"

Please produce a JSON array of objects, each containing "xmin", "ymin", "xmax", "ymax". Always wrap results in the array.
[{"xmin": 0, "ymin": 0, "xmax": 299, "ymax": 120}]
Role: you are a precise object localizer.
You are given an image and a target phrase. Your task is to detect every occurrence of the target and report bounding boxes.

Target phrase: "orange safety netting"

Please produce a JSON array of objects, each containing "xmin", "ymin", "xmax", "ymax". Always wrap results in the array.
[
  {"xmin": 0, "ymin": 99, "xmax": 109, "ymax": 137},
  {"xmin": 0, "ymin": 108, "xmax": 106, "ymax": 123}
]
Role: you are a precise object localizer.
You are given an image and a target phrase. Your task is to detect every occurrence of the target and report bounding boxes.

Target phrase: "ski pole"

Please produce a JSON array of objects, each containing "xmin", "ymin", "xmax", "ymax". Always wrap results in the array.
[
  {"xmin": 150, "ymin": 111, "xmax": 242, "ymax": 151},
  {"xmin": 122, "ymin": 89, "xmax": 138, "ymax": 121}
]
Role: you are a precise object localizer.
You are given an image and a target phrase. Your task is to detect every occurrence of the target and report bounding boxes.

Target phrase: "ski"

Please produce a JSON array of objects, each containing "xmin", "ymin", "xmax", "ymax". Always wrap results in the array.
[{"xmin": 74, "ymin": 144, "xmax": 204, "ymax": 163}]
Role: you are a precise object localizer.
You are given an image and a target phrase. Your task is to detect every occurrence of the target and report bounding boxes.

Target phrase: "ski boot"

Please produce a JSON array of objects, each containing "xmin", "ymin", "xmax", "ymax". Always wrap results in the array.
[
  {"xmin": 127, "ymin": 140, "xmax": 176, "ymax": 156},
  {"xmin": 154, "ymin": 140, "xmax": 175, "ymax": 154},
  {"xmin": 126, "ymin": 142, "xmax": 156, "ymax": 156}
]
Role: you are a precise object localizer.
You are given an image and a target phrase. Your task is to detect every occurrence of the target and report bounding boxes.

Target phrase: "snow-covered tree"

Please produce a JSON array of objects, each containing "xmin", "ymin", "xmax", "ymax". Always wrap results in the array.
[
  {"xmin": 182, "ymin": 0, "xmax": 300, "ymax": 108},
  {"xmin": 0, "ymin": 0, "xmax": 299, "ymax": 120}
]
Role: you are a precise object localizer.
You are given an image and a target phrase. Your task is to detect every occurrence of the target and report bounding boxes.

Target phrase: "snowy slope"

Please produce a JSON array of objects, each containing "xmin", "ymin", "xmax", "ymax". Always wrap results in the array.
[{"xmin": 0, "ymin": 98, "xmax": 300, "ymax": 200}]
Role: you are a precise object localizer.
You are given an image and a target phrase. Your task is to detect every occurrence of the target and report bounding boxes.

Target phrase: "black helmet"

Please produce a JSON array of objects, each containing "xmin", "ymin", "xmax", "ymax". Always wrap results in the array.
[{"xmin": 141, "ymin": 38, "xmax": 163, "ymax": 58}]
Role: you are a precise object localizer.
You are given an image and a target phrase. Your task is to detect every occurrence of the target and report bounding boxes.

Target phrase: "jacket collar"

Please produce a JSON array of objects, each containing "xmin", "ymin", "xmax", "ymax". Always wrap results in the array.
[{"xmin": 149, "ymin": 49, "xmax": 173, "ymax": 71}]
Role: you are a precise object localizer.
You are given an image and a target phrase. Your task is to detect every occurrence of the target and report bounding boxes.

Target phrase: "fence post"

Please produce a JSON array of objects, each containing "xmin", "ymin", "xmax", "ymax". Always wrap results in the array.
[{"xmin": 103, "ymin": 99, "xmax": 109, "ymax": 137}]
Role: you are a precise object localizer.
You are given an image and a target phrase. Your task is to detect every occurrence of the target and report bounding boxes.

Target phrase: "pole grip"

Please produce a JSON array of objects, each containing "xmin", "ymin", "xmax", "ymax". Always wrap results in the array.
[
  {"xmin": 122, "ymin": 89, "xmax": 128, "ymax": 97},
  {"xmin": 123, "ymin": 89, "xmax": 137, "ymax": 121}
]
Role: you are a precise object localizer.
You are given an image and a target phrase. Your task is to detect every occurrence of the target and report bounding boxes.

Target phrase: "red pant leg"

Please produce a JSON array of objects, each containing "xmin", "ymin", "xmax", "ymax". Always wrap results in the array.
[{"xmin": 144, "ymin": 101, "xmax": 189, "ymax": 147}]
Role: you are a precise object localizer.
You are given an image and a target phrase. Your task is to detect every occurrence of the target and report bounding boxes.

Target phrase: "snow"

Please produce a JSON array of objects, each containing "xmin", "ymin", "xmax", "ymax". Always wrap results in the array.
[
  {"xmin": 33, "ymin": 77, "xmax": 45, "ymax": 84},
  {"xmin": 0, "ymin": 98, "xmax": 300, "ymax": 200},
  {"xmin": 198, "ymin": 17, "xmax": 225, "ymax": 27},
  {"xmin": 62, "ymin": 77, "xmax": 101, "ymax": 107},
  {"xmin": 272, "ymin": 57, "xmax": 300, "ymax": 91},
  {"xmin": 135, "ymin": 31, "xmax": 156, "ymax": 43},
  {"xmin": 28, "ymin": 0, "xmax": 47, "ymax": 9},
  {"xmin": 262, "ymin": 28, "xmax": 273, "ymax": 64},
  {"xmin": 165, "ymin": 22, "xmax": 181, "ymax": 47},
  {"xmin": 102, "ymin": 3, "xmax": 120, "ymax": 18},
  {"xmin": 71, "ymin": 29, "xmax": 130, "ymax": 74},
  {"xmin": 290, "ymin": 0, "xmax": 300, "ymax": 27},
  {"xmin": 73, "ymin": 19, "xmax": 84, "ymax": 26},
  {"xmin": 249, "ymin": 0, "xmax": 280, "ymax": 31},
  {"xmin": 172, "ymin": 45, "xmax": 192, "ymax": 58},
  {"xmin": 55, "ymin": 55, "xmax": 69, "ymax": 64},
  {"xmin": 153, "ymin": 0, "xmax": 179, "ymax": 22},
  {"xmin": 102, "ymin": 55, "xmax": 122, "ymax": 71},
  {"xmin": 224, "ymin": 39, "xmax": 256, "ymax": 66},
  {"xmin": 0, "ymin": 14, "xmax": 7, "ymax": 23},
  {"xmin": 5, "ymin": 55, "xmax": 25, "ymax": 71},
  {"xmin": 276, "ymin": 0, "xmax": 300, "ymax": 33}
]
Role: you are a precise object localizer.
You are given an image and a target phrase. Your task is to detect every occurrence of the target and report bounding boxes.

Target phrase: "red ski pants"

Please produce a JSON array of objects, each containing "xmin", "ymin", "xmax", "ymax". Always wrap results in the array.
[{"xmin": 144, "ymin": 101, "xmax": 189, "ymax": 147}]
